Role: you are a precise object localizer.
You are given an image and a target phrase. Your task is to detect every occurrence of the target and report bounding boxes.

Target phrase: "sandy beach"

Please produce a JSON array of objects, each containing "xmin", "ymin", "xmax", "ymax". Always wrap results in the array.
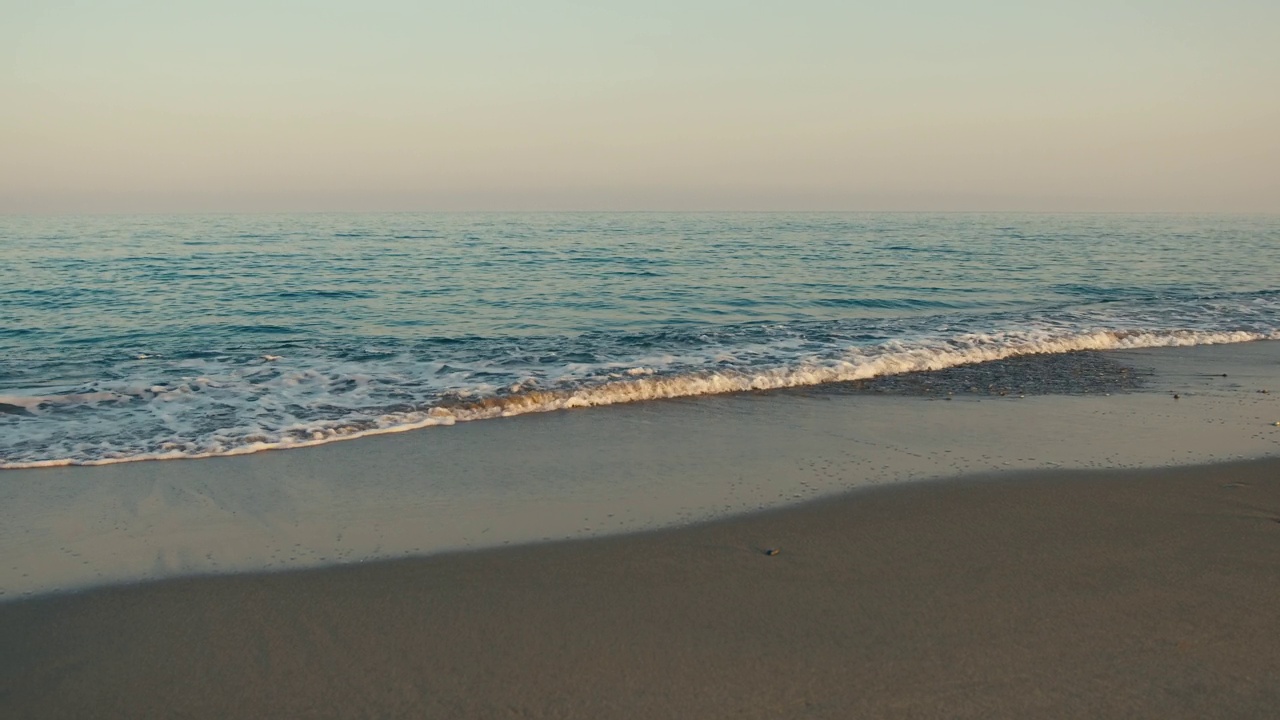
[
  {"xmin": 2, "ymin": 343, "xmax": 1278, "ymax": 718},
  {"xmin": 4, "ymin": 342, "xmax": 1280, "ymax": 600},
  {"xmin": 3, "ymin": 458, "xmax": 1279, "ymax": 719}
]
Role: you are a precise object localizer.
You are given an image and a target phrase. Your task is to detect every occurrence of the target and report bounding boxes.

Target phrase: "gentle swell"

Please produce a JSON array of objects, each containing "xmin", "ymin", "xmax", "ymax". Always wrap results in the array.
[
  {"xmin": 431, "ymin": 328, "xmax": 1271, "ymax": 419},
  {"xmin": 2, "ymin": 328, "xmax": 1274, "ymax": 469}
]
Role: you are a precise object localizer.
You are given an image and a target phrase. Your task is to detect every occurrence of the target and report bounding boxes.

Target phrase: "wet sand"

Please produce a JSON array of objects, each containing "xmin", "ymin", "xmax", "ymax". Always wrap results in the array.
[
  {"xmin": 4, "ymin": 342, "xmax": 1279, "ymax": 600},
  {"xmin": 4, "ymin": 458, "xmax": 1279, "ymax": 719}
]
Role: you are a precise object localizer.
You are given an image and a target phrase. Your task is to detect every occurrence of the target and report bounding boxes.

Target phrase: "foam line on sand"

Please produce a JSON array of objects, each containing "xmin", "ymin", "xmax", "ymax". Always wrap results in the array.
[{"xmin": 2, "ymin": 341, "xmax": 1279, "ymax": 599}]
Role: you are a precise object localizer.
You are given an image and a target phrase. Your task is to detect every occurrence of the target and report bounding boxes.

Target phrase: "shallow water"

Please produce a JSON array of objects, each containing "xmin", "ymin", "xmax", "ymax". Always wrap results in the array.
[{"xmin": 2, "ymin": 212, "xmax": 1278, "ymax": 467}]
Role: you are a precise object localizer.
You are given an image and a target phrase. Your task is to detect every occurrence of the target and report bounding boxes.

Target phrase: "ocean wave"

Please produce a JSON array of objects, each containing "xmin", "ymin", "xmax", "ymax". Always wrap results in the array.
[{"xmin": 2, "ymin": 327, "xmax": 1275, "ymax": 469}]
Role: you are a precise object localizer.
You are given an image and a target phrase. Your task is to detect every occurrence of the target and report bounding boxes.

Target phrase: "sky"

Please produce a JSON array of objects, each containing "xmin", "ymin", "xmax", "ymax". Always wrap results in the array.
[{"xmin": 2, "ymin": 0, "xmax": 1278, "ymax": 213}]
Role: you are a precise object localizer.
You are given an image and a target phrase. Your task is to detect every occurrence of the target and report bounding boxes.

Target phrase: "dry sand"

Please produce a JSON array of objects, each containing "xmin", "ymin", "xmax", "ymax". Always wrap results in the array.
[{"xmin": 3, "ymin": 458, "xmax": 1279, "ymax": 719}]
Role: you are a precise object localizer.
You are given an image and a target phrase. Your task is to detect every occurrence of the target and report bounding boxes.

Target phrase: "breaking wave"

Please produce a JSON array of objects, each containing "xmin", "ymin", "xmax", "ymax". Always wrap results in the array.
[
  {"xmin": 3, "ymin": 327, "xmax": 1274, "ymax": 469},
  {"xmin": 5, "ymin": 212, "xmax": 1279, "ymax": 470}
]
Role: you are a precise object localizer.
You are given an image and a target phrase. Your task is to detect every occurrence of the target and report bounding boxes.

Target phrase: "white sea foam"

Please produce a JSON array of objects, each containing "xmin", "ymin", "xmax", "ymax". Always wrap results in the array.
[
  {"xmin": 2, "ymin": 327, "xmax": 1276, "ymax": 469},
  {"xmin": 431, "ymin": 329, "xmax": 1276, "ymax": 422},
  {"xmin": 0, "ymin": 391, "xmax": 126, "ymax": 408}
]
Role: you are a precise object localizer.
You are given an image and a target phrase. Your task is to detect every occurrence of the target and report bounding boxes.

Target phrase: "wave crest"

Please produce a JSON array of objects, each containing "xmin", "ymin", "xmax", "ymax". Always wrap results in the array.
[{"xmin": 2, "ymin": 327, "xmax": 1274, "ymax": 469}]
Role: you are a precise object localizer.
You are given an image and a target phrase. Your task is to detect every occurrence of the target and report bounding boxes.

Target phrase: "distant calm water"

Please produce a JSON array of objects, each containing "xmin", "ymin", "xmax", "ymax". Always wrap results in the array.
[{"xmin": 2, "ymin": 213, "xmax": 1278, "ymax": 468}]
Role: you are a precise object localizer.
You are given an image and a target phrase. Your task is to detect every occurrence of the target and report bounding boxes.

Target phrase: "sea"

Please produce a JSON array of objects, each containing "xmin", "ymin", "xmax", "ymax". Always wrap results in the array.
[{"xmin": 2, "ymin": 212, "xmax": 1278, "ymax": 470}]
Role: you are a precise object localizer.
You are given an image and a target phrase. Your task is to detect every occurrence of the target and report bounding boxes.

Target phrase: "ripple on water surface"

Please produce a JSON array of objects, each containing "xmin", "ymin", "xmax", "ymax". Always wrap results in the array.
[{"xmin": 1, "ymin": 212, "xmax": 1277, "ymax": 467}]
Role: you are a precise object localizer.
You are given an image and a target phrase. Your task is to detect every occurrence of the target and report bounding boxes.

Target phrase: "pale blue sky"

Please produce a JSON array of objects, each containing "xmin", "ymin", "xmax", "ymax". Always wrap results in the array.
[{"xmin": 3, "ymin": 1, "xmax": 1277, "ymax": 212}]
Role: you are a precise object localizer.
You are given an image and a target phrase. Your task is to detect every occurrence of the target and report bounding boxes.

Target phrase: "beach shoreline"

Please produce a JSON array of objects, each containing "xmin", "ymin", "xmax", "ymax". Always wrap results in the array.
[
  {"xmin": 1, "ymin": 341, "xmax": 1278, "ymax": 717},
  {"xmin": 2, "ymin": 341, "xmax": 1279, "ymax": 600},
  {"xmin": 4, "ymin": 457, "xmax": 1279, "ymax": 718}
]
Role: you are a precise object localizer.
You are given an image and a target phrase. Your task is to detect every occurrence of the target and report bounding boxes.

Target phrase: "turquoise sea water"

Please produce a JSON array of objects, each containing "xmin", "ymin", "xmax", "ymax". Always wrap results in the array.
[{"xmin": 2, "ymin": 213, "xmax": 1278, "ymax": 468}]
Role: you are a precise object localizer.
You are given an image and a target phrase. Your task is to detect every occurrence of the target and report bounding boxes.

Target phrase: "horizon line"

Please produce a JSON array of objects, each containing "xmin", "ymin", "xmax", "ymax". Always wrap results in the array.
[{"xmin": 4, "ymin": 209, "xmax": 1279, "ymax": 217}]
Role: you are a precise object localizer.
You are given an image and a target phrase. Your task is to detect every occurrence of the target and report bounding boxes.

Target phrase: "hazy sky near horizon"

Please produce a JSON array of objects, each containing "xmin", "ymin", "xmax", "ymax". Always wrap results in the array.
[{"xmin": 3, "ymin": 1, "xmax": 1278, "ymax": 213}]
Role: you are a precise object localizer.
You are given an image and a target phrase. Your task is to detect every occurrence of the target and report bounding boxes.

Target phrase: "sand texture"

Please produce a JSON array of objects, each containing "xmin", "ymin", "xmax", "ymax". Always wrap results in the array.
[
  {"xmin": 3, "ymin": 459, "xmax": 1279, "ymax": 719},
  {"xmin": 5, "ymin": 342, "xmax": 1279, "ymax": 600}
]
